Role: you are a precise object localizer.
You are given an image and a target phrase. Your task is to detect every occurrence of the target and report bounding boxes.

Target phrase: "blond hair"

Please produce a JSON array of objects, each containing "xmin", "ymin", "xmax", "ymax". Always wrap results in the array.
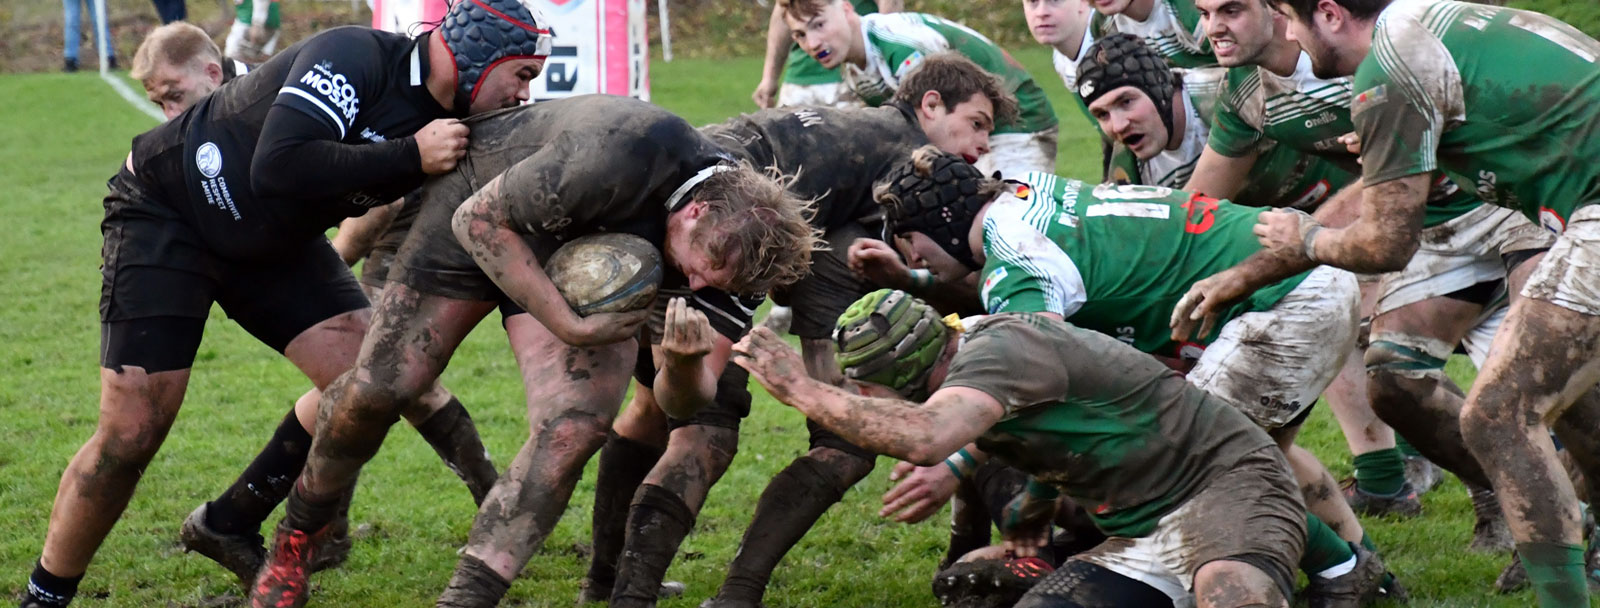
[
  {"xmin": 131, "ymin": 22, "xmax": 222, "ymax": 83},
  {"xmin": 692, "ymin": 163, "xmax": 823, "ymax": 295}
]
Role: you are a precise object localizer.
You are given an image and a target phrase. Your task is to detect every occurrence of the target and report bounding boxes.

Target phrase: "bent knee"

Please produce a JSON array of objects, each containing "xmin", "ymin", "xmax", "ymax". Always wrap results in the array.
[{"xmin": 535, "ymin": 411, "xmax": 612, "ymax": 454}]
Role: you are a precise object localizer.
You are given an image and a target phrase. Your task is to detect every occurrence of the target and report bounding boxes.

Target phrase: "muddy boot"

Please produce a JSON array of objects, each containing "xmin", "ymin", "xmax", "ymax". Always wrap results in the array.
[
  {"xmin": 1469, "ymin": 484, "xmax": 1514, "ymax": 553},
  {"xmin": 180, "ymin": 502, "xmax": 267, "ymax": 587},
  {"xmin": 932, "ymin": 558, "xmax": 1053, "ymax": 608},
  {"xmin": 1304, "ymin": 543, "xmax": 1386, "ymax": 608},
  {"xmin": 437, "ymin": 555, "xmax": 512, "ymax": 608},
  {"xmin": 1341, "ymin": 478, "xmax": 1422, "ymax": 518},
  {"xmin": 1495, "ymin": 552, "xmax": 1529, "ymax": 593},
  {"xmin": 1402, "ymin": 454, "xmax": 1444, "ymax": 495}
]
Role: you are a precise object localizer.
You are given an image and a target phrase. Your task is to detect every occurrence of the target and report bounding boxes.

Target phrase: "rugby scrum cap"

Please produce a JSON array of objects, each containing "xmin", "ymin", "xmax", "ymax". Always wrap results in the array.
[
  {"xmin": 1076, "ymin": 33, "xmax": 1176, "ymax": 138},
  {"xmin": 834, "ymin": 289, "xmax": 951, "ymax": 401},
  {"xmin": 440, "ymin": 0, "xmax": 553, "ymax": 108},
  {"xmin": 878, "ymin": 147, "xmax": 992, "ymax": 271}
]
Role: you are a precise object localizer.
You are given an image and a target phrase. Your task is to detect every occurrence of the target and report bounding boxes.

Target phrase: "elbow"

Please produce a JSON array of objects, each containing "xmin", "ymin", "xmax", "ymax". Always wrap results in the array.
[{"xmin": 1366, "ymin": 238, "xmax": 1419, "ymax": 273}]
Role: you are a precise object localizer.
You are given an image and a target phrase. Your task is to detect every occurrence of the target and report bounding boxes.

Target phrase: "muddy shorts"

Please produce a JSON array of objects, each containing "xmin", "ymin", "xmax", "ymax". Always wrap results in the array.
[
  {"xmin": 777, "ymin": 81, "xmax": 863, "ymax": 109},
  {"xmin": 1188, "ymin": 265, "xmax": 1359, "ymax": 429},
  {"xmin": 627, "ymin": 282, "xmax": 761, "ymax": 429},
  {"xmin": 1055, "ymin": 448, "xmax": 1304, "ymax": 607},
  {"xmin": 975, "ymin": 127, "xmax": 1060, "ymax": 179},
  {"xmin": 771, "ymin": 220, "xmax": 878, "ymax": 339},
  {"xmin": 1375, "ymin": 204, "xmax": 1552, "ymax": 315},
  {"xmin": 358, "ymin": 193, "xmax": 423, "ymax": 290},
  {"xmin": 1522, "ymin": 204, "xmax": 1600, "ymax": 317},
  {"xmin": 100, "ymin": 169, "xmax": 368, "ymax": 372}
]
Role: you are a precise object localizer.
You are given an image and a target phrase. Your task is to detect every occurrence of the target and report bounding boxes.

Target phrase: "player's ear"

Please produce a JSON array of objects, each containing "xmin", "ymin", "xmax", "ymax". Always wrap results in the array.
[
  {"xmin": 205, "ymin": 61, "xmax": 224, "ymax": 86},
  {"xmin": 1315, "ymin": 0, "xmax": 1341, "ymax": 30},
  {"xmin": 919, "ymin": 90, "xmax": 946, "ymax": 117}
]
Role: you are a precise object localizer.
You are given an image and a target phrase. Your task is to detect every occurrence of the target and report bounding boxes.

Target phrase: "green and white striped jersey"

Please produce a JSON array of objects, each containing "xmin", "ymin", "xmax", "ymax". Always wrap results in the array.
[{"xmin": 1090, "ymin": 0, "xmax": 1215, "ymax": 69}]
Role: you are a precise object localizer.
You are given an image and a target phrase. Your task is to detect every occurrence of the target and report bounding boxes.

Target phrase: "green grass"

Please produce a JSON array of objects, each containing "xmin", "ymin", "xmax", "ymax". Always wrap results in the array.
[{"xmin": 0, "ymin": 43, "xmax": 1583, "ymax": 607}]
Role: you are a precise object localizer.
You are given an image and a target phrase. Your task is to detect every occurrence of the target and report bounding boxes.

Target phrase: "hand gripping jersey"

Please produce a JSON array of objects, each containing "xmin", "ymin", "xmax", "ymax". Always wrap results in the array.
[
  {"xmin": 847, "ymin": 12, "xmax": 1058, "ymax": 135},
  {"xmin": 1209, "ymin": 50, "xmax": 1482, "ymax": 226},
  {"xmin": 129, "ymin": 26, "xmax": 451, "ymax": 260},
  {"xmin": 978, "ymin": 173, "xmax": 1307, "ymax": 356},
  {"xmin": 700, "ymin": 103, "xmax": 927, "ymax": 231},
  {"xmin": 1351, "ymin": 0, "xmax": 1600, "ymax": 231},
  {"xmin": 942, "ymin": 313, "xmax": 1273, "ymax": 537},
  {"xmin": 1089, "ymin": 0, "xmax": 1214, "ymax": 69},
  {"xmin": 1103, "ymin": 68, "xmax": 1354, "ymax": 210}
]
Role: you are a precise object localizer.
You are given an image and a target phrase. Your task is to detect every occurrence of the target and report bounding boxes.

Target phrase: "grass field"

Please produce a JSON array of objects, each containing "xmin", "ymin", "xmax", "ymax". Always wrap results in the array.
[{"xmin": 0, "ymin": 36, "xmax": 1588, "ymax": 608}]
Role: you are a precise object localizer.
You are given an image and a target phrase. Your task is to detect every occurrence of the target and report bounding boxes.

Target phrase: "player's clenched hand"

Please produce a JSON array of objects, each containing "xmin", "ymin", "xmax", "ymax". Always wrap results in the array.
[
  {"xmin": 732, "ymin": 327, "xmax": 808, "ymax": 401},
  {"xmin": 1339, "ymin": 132, "xmax": 1362, "ymax": 156},
  {"xmin": 415, "ymin": 118, "xmax": 470, "ymax": 175},
  {"xmin": 562, "ymin": 309, "xmax": 650, "ymax": 346},
  {"xmin": 660, "ymin": 297, "xmax": 715, "ymax": 364},
  {"xmin": 752, "ymin": 78, "xmax": 779, "ymax": 109},
  {"xmin": 848, "ymin": 238, "xmax": 912, "ymax": 289},
  {"xmin": 1170, "ymin": 269, "xmax": 1249, "ymax": 342},
  {"xmin": 880, "ymin": 462, "xmax": 960, "ymax": 523}
]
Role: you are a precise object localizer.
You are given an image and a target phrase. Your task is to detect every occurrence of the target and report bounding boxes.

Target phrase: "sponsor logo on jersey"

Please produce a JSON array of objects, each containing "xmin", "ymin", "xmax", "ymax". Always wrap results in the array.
[
  {"xmin": 791, "ymin": 108, "xmax": 824, "ymax": 128},
  {"xmin": 982, "ymin": 266, "xmax": 1007, "ymax": 291},
  {"xmin": 897, "ymin": 51, "xmax": 925, "ymax": 77},
  {"xmin": 196, "ymin": 142, "xmax": 222, "ymax": 179},
  {"xmin": 1014, "ymin": 184, "xmax": 1031, "ymax": 200},
  {"xmin": 1303, "ymin": 111, "xmax": 1338, "ymax": 129},
  {"xmin": 1350, "ymin": 84, "xmax": 1386, "ymax": 115},
  {"xmin": 1475, "ymin": 169, "xmax": 1500, "ymax": 204},
  {"xmin": 298, "ymin": 62, "xmax": 361, "ymax": 123},
  {"xmin": 1540, "ymin": 206, "xmax": 1566, "ymax": 234},
  {"xmin": 1085, "ymin": 202, "xmax": 1171, "ymax": 219},
  {"xmin": 1115, "ymin": 326, "xmax": 1136, "ymax": 346},
  {"xmin": 1178, "ymin": 342, "xmax": 1205, "ymax": 361},
  {"xmin": 1289, "ymin": 179, "xmax": 1332, "ymax": 210},
  {"xmin": 359, "ymin": 128, "xmax": 387, "ymax": 142}
]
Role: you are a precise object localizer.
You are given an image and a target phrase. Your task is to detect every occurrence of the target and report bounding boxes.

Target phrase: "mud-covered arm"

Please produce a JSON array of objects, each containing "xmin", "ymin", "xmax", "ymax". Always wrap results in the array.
[
  {"xmin": 331, "ymin": 197, "xmax": 402, "ymax": 265},
  {"xmin": 652, "ymin": 297, "xmax": 736, "ymax": 419},
  {"xmin": 733, "ymin": 327, "xmax": 1002, "ymax": 464}
]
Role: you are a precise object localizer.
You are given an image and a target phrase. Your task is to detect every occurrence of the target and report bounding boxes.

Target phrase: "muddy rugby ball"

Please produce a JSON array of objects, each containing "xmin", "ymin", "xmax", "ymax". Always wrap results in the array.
[{"xmin": 545, "ymin": 233, "xmax": 663, "ymax": 315}]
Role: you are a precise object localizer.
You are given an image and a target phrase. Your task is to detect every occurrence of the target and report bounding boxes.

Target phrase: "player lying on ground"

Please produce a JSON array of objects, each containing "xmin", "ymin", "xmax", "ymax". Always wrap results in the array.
[
  {"xmin": 1173, "ymin": 1, "xmax": 1600, "ymax": 605},
  {"xmin": 572, "ymin": 53, "xmax": 1015, "ymax": 608},
  {"xmin": 124, "ymin": 19, "xmax": 503, "ymax": 587},
  {"xmin": 17, "ymin": 6, "xmax": 548, "ymax": 607},
  {"xmin": 245, "ymin": 94, "xmax": 820, "ymax": 608},
  {"xmin": 868, "ymin": 146, "xmax": 1397, "ymax": 606},
  {"xmin": 734, "ymin": 290, "xmax": 1304, "ymax": 608},
  {"xmin": 778, "ymin": 0, "xmax": 1060, "ymax": 176}
]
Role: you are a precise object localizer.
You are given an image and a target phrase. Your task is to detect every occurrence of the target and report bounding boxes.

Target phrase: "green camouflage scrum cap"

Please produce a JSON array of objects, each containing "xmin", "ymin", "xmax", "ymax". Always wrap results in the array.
[{"xmin": 833, "ymin": 289, "xmax": 950, "ymax": 401}]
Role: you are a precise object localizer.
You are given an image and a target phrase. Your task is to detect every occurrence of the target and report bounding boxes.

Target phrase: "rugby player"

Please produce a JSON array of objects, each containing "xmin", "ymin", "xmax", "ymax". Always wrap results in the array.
[
  {"xmin": 778, "ymin": 0, "xmax": 1060, "ymax": 176},
  {"xmin": 1185, "ymin": 0, "xmax": 1543, "ymax": 537},
  {"xmin": 226, "ymin": 0, "xmax": 280, "ymax": 61},
  {"xmin": 734, "ymin": 290, "xmax": 1305, "ymax": 608},
  {"xmin": 131, "ymin": 22, "xmax": 251, "ymax": 120},
  {"xmin": 877, "ymin": 147, "xmax": 1393, "ymax": 605},
  {"xmin": 1173, "ymin": 1, "xmax": 1600, "ymax": 604},
  {"xmin": 1081, "ymin": 33, "xmax": 1351, "ymax": 209},
  {"xmin": 1089, "ymin": 0, "xmax": 1215, "ymax": 68},
  {"xmin": 573, "ymin": 53, "xmax": 1013, "ymax": 608},
  {"xmin": 1023, "ymin": 0, "xmax": 1098, "ymax": 126},
  {"xmin": 123, "ymin": 19, "xmax": 503, "ymax": 587},
  {"xmin": 18, "ymin": 2, "xmax": 551, "ymax": 606},
  {"xmin": 753, "ymin": 0, "xmax": 898, "ymax": 109},
  {"xmin": 246, "ymin": 94, "xmax": 818, "ymax": 608}
]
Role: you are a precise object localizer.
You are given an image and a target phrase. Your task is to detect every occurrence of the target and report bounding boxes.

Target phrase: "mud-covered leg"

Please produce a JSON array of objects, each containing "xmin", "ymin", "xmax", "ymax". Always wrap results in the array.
[
  {"xmin": 1270, "ymin": 426, "xmax": 1363, "ymax": 544},
  {"xmin": 609, "ymin": 424, "xmax": 740, "ymax": 607},
  {"xmin": 1194, "ymin": 560, "xmax": 1290, "ymax": 608},
  {"xmin": 1462, "ymin": 296, "xmax": 1600, "ymax": 608},
  {"xmin": 581, "ymin": 385, "xmax": 668, "ymax": 604},
  {"xmin": 706, "ymin": 443, "xmax": 875, "ymax": 607},
  {"xmin": 437, "ymin": 314, "xmax": 635, "ymax": 607}
]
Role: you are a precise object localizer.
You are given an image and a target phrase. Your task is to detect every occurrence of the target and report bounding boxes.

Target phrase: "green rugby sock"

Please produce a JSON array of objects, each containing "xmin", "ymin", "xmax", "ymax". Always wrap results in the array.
[
  {"xmin": 1396, "ymin": 436, "xmax": 1422, "ymax": 458},
  {"xmin": 1519, "ymin": 541, "xmax": 1588, "ymax": 608},
  {"xmin": 1354, "ymin": 448, "xmax": 1407, "ymax": 496},
  {"xmin": 1301, "ymin": 514, "xmax": 1357, "ymax": 578}
]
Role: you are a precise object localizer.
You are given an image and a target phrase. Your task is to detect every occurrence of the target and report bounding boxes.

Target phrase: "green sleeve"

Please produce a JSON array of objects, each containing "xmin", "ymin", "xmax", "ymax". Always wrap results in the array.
[
  {"xmin": 1208, "ymin": 75, "xmax": 1264, "ymax": 158},
  {"xmin": 1350, "ymin": 31, "xmax": 1445, "ymax": 185}
]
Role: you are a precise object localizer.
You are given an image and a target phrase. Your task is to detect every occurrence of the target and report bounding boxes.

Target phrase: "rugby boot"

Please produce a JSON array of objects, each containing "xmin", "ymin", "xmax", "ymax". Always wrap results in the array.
[
  {"xmin": 1402, "ymin": 455, "xmax": 1444, "ymax": 495},
  {"xmin": 931, "ymin": 557, "xmax": 1054, "ymax": 608},
  {"xmin": 1341, "ymin": 478, "xmax": 1422, "ymax": 518},
  {"xmin": 179, "ymin": 502, "xmax": 267, "ymax": 587},
  {"xmin": 309, "ymin": 514, "xmax": 351, "ymax": 572},
  {"xmin": 1304, "ymin": 543, "xmax": 1385, "ymax": 608},
  {"xmin": 1468, "ymin": 485, "xmax": 1514, "ymax": 553},
  {"xmin": 1494, "ymin": 552, "xmax": 1527, "ymax": 593},
  {"xmin": 576, "ymin": 581, "xmax": 690, "ymax": 605},
  {"xmin": 249, "ymin": 522, "xmax": 330, "ymax": 608}
]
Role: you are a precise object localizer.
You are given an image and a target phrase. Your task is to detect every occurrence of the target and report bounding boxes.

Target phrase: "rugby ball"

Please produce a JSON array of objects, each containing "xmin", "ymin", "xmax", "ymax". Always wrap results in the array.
[{"xmin": 544, "ymin": 233, "xmax": 663, "ymax": 315}]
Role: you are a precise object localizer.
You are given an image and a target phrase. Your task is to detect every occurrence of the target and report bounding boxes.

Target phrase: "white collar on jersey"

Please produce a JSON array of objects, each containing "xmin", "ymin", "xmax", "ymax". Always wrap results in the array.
[
  {"xmin": 410, "ymin": 44, "xmax": 423, "ymax": 86},
  {"xmin": 665, "ymin": 165, "xmax": 735, "ymax": 212}
]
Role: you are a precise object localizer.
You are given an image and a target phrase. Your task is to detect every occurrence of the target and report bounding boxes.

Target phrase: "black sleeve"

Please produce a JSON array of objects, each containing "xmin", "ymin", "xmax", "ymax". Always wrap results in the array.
[
  {"xmin": 249, "ymin": 29, "xmax": 423, "ymax": 200},
  {"xmin": 251, "ymin": 107, "xmax": 421, "ymax": 200}
]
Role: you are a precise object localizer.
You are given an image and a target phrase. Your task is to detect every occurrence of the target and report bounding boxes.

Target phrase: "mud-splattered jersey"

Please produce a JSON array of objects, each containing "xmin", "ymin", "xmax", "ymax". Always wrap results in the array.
[
  {"xmin": 1352, "ymin": 0, "xmax": 1600, "ymax": 231},
  {"xmin": 848, "ymin": 12, "xmax": 1058, "ymax": 134},
  {"xmin": 943, "ymin": 313, "xmax": 1274, "ymax": 537},
  {"xmin": 781, "ymin": 0, "xmax": 881, "ymax": 86},
  {"xmin": 1210, "ymin": 51, "xmax": 1482, "ymax": 226},
  {"xmin": 1090, "ymin": 0, "xmax": 1214, "ymax": 69},
  {"xmin": 701, "ymin": 103, "xmax": 926, "ymax": 231},
  {"xmin": 978, "ymin": 172, "xmax": 1306, "ymax": 357}
]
